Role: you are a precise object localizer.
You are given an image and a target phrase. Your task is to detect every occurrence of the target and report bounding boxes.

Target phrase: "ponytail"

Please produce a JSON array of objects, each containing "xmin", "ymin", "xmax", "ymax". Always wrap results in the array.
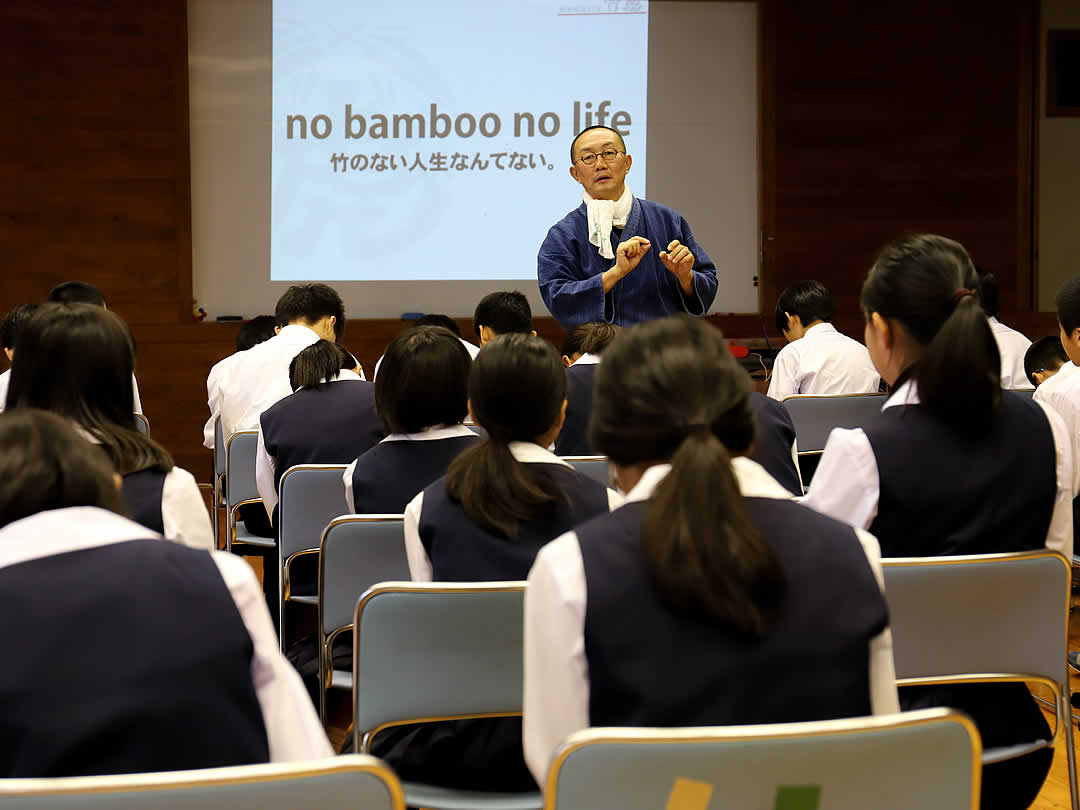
[{"xmin": 643, "ymin": 428, "xmax": 786, "ymax": 637}]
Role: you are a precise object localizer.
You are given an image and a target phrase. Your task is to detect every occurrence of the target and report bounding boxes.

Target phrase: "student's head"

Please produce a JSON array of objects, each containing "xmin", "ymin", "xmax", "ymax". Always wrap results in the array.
[
  {"xmin": 1056, "ymin": 277, "xmax": 1080, "ymax": 366},
  {"xmin": 413, "ymin": 313, "xmax": 462, "ymax": 337},
  {"xmin": 6, "ymin": 303, "xmax": 173, "ymax": 474},
  {"xmin": 46, "ymin": 280, "xmax": 107, "ymax": 307},
  {"xmin": 569, "ymin": 126, "xmax": 631, "ymax": 202},
  {"xmin": 473, "ymin": 291, "xmax": 534, "ymax": 345},
  {"xmin": 236, "ymin": 315, "xmax": 277, "ymax": 351},
  {"xmin": 0, "ymin": 409, "xmax": 127, "ymax": 529},
  {"xmin": 446, "ymin": 334, "xmax": 568, "ymax": 540},
  {"xmin": 862, "ymin": 234, "xmax": 999, "ymax": 435},
  {"xmin": 590, "ymin": 316, "xmax": 785, "ymax": 636},
  {"xmin": 774, "ymin": 281, "xmax": 834, "ymax": 341},
  {"xmin": 274, "ymin": 283, "xmax": 345, "ymax": 342},
  {"xmin": 0, "ymin": 303, "xmax": 38, "ymax": 363},
  {"xmin": 289, "ymin": 339, "xmax": 354, "ymax": 390},
  {"xmin": 1024, "ymin": 336, "xmax": 1068, "ymax": 387},
  {"xmin": 560, "ymin": 322, "xmax": 620, "ymax": 366},
  {"xmin": 375, "ymin": 325, "xmax": 471, "ymax": 434},
  {"xmin": 975, "ymin": 266, "xmax": 1000, "ymax": 319}
]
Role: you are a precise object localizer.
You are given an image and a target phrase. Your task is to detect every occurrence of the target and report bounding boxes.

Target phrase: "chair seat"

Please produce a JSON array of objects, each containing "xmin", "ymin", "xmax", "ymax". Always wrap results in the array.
[
  {"xmin": 330, "ymin": 669, "xmax": 353, "ymax": 691},
  {"xmin": 233, "ymin": 521, "xmax": 276, "ymax": 549},
  {"xmin": 402, "ymin": 782, "xmax": 542, "ymax": 810}
]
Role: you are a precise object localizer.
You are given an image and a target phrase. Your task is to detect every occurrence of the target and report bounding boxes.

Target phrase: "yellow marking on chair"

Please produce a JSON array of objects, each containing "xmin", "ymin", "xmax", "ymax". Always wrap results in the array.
[{"xmin": 664, "ymin": 777, "xmax": 714, "ymax": 810}]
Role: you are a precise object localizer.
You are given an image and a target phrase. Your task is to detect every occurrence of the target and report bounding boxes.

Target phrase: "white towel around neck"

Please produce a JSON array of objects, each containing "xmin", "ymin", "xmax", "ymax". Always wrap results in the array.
[{"xmin": 584, "ymin": 186, "xmax": 633, "ymax": 260}]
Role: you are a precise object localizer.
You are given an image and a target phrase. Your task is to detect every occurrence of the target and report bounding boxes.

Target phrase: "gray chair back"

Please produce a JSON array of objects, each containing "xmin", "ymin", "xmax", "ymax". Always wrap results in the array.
[
  {"xmin": 0, "ymin": 755, "xmax": 405, "ymax": 810},
  {"xmin": 542, "ymin": 709, "xmax": 980, "ymax": 810},
  {"xmin": 1007, "ymin": 388, "xmax": 1035, "ymax": 399},
  {"xmin": 133, "ymin": 413, "xmax": 150, "ymax": 435},
  {"xmin": 781, "ymin": 393, "xmax": 887, "ymax": 452},
  {"xmin": 224, "ymin": 430, "xmax": 263, "ymax": 552},
  {"xmin": 561, "ymin": 456, "xmax": 609, "ymax": 486}
]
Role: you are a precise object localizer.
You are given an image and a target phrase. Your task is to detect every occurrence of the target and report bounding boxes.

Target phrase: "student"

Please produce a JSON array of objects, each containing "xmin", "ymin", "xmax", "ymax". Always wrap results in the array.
[
  {"xmin": 767, "ymin": 280, "xmax": 880, "ymax": 400},
  {"xmin": 0, "ymin": 303, "xmax": 37, "ymax": 413},
  {"xmin": 0, "ymin": 409, "xmax": 332, "ymax": 777},
  {"xmin": 554, "ymin": 322, "xmax": 619, "ymax": 456},
  {"xmin": 977, "ymin": 266, "xmax": 1033, "ymax": 390},
  {"xmin": 804, "ymin": 235, "xmax": 1074, "ymax": 810},
  {"xmin": 523, "ymin": 316, "xmax": 897, "ymax": 785},
  {"xmin": 343, "ymin": 325, "xmax": 482, "ymax": 514},
  {"xmin": 46, "ymin": 281, "xmax": 145, "ymax": 414},
  {"xmin": 371, "ymin": 313, "xmax": 479, "ymax": 380},
  {"xmin": 236, "ymin": 315, "xmax": 278, "ymax": 352},
  {"xmin": 473, "ymin": 290, "xmax": 536, "ymax": 346},
  {"xmin": 377, "ymin": 334, "xmax": 621, "ymax": 791},
  {"xmin": 6, "ymin": 304, "xmax": 214, "ymax": 550},
  {"xmin": 1025, "ymin": 336, "xmax": 1068, "ymax": 388},
  {"xmin": 748, "ymin": 393, "xmax": 804, "ymax": 496}
]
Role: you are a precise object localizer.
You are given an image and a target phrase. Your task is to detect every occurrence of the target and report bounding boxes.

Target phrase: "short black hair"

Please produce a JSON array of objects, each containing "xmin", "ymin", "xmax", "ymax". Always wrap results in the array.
[
  {"xmin": 569, "ymin": 126, "xmax": 627, "ymax": 163},
  {"xmin": 473, "ymin": 291, "xmax": 532, "ymax": 339},
  {"xmin": 1024, "ymin": 336, "xmax": 1068, "ymax": 386},
  {"xmin": 1, "ymin": 304, "xmax": 39, "ymax": 351},
  {"xmin": 975, "ymin": 266, "xmax": 1000, "ymax": 318},
  {"xmin": 236, "ymin": 315, "xmax": 277, "ymax": 351},
  {"xmin": 274, "ymin": 283, "xmax": 345, "ymax": 340},
  {"xmin": 47, "ymin": 281, "xmax": 106, "ymax": 307},
  {"xmin": 289, "ymin": 339, "xmax": 353, "ymax": 390},
  {"xmin": 561, "ymin": 322, "xmax": 620, "ymax": 358},
  {"xmin": 775, "ymin": 281, "xmax": 835, "ymax": 333},
  {"xmin": 413, "ymin": 313, "xmax": 462, "ymax": 337},
  {"xmin": 375, "ymin": 325, "xmax": 471, "ymax": 434},
  {"xmin": 1056, "ymin": 277, "xmax": 1080, "ymax": 335}
]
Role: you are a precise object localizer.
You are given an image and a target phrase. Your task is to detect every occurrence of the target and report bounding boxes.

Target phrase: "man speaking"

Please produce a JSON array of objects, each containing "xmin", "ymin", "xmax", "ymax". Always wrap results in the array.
[{"xmin": 537, "ymin": 126, "xmax": 718, "ymax": 329}]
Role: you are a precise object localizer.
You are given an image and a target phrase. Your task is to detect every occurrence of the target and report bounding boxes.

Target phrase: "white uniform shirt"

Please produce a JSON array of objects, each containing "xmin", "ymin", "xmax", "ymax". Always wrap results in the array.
[
  {"xmin": 402, "ymin": 441, "xmax": 623, "ymax": 581},
  {"xmin": 522, "ymin": 458, "xmax": 899, "ymax": 785},
  {"xmin": 989, "ymin": 316, "xmax": 1033, "ymax": 390},
  {"xmin": 160, "ymin": 466, "xmax": 216, "ymax": 550},
  {"xmin": 0, "ymin": 506, "xmax": 333, "ymax": 762},
  {"xmin": 804, "ymin": 378, "xmax": 1075, "ymax": 559},
  {"xmin": 372, "ymin": 337, "xmax": 481, "ymax": 381},
  {"xmin": 0, "ymin": 369, "xmax": 142, "ymax": 415},
  {"xmin": 766, "ymin": 322, "xmax": 880, "ymax": 400}
]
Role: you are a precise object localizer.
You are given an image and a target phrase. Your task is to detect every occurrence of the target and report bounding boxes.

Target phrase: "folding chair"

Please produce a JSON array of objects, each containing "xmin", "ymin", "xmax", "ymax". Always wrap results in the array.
[
  {"xmin": 542, "ymin": 708, "xmax": 980, "ymax": 810},
  {"xmin": 1007, "ymin": 389, "xmax": 1036, "ymax": 399},
  {"xmin": 318, "ymin": 515, "xmax": 409, "ymax": 722},
  {"xmin": 225, "ymin": 430, "xmax": 272, "ymax": 553},
  {"xmin": 0, "ymin": 754, "xmax": 405, "ymax": 810},
  {"xmin": 133, "ymin": 413, "xmax": 150, "ymax": 435},
  {"xmin": 277, "ymin": 464, "xmax": 350, "ymax": 652},
  {"xmin": 781, "ymin": 393, "xmax": 887, "ymax": 485},
  {"xmin": 211, "ymin": 416, "xmax": 226, "ymax": 548},
  {"xmin": 882, "ymin": 550, "xmax": 1078, "ymax": 810},
  {"xmin": 560, "ymin": 456, "xmax": 610, "ymax": 486},
  {"xmin": 353, "ymin": 582, "xmax": 542, "ymax": 810}
]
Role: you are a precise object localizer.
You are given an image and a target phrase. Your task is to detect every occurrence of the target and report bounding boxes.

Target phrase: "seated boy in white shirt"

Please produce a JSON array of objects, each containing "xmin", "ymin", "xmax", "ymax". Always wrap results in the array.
[
  {"xmin": 1024, "ymin": 336, "xmax": 1068, "ymax": 389},
  {"xmin": 767, "ymin": 280, "xmax": 880, "ymax": 400},
  {"xmin": 977, "ymin": 266, "xmax": 1033, "ymax": 390}
]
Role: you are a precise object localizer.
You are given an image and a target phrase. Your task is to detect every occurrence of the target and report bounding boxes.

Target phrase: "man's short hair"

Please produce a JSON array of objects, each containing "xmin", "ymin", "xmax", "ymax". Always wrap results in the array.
[
  {"xmin": 47, "ymin": 281, "xmax": 106, "ymax": 307},
  {"xmin": 413, "ymin": 313, "xmax": 462, "ymax": 337},
  {"xmin": 473, "ymin": 291, "xmax": 532, "ymax": 339},
  {"xmin": 375, "ymin": 326, "xmax": 470, "ymax": 434},
  {"xmin": 1, "ymin": 304, "xmax": 39, "ymax": 352},
  {"xmin": 1056, "ymin": 277, "xmax": 1080, "ymax": 335},
  {"xmin": 235, "ymin": 315, "xmax": 277, "ymax": 352},
  {"xmin": 561, "ymin": 322, "xmax": 620, "ymax": 358},
  {"xmin": 274, "ymin": 283, "xmax": 345, "ymax": 340},
  {"xmin": 775, "ymin": 280, "xmax": 835, "ymax": 333},
  {"xmin": 569, "ymin": 126, "xmax": 627, "ymax": 163},
  {"xmin": 1024, "ymin": 336, "xmax": 1068, "ymax": 386},
  {"xmin": 975, "ymin": 266, "xmax": 1000, "ymax": 319}
]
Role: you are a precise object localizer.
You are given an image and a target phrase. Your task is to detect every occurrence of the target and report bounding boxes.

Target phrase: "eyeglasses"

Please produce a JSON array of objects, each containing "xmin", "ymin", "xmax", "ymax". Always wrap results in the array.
[{"xmin": 576, "ymin": 148, "xmax": 624, "ymax": 166}]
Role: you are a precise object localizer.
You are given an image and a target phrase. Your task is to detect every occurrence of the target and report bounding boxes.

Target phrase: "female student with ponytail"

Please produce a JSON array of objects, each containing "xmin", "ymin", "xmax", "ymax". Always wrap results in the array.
[
  {"xmin": 377, "ymin": 333, "xmax": 621, "ymax": 792},
  {"xmin": 522, "ymin": 315, "xmax": 898, "ymax": 786},
  {"xmin": 804, "ymin": 234, "xmax": 1075, "ymax": 810}
]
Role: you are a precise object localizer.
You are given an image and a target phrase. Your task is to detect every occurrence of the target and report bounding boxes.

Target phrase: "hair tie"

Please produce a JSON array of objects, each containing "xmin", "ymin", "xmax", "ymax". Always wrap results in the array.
[
  {"xmin": 951, "ymin": 288, "xmax": 977, "ymax": 305},
  {"xmin": 683, "ymin": 420, "xmax": 713, "ymax": 438}
]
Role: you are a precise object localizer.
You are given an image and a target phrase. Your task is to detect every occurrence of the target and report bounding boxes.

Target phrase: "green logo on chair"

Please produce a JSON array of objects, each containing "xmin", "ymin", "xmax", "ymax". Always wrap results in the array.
[
  {"xmin": 774, "ymin": 785, "xmax": 822, "ymax": 810},
  {"xmin": 664, "ymin": 779, "xmax": 821, "ymax": 810}
]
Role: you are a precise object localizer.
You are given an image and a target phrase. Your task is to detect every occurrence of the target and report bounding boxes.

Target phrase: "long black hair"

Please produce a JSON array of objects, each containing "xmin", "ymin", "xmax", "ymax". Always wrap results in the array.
[
  {"xmin": 589, "ymin": 316, "xmax": 786, "ymax": 637},
  {"xmin": 445, "ymin": 334, "xmax": 569, "ymax": 540},
  {"xmin": 862, "ymin": 234, "xmax": 1000, "ymax": 436},
  {"xmin": 6, "ymin": 303, "xmax": 174, "ymax": 475}
]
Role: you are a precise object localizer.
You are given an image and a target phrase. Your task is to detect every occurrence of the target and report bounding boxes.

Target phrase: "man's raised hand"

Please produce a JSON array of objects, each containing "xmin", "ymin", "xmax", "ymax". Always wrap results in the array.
[
  {"xmin": 659, "ymin": 240, "xmax": 695, "ymax": 293},
  {"xmin": 615, "ymin": 236, "xmax": 652, "ymax": 275}
]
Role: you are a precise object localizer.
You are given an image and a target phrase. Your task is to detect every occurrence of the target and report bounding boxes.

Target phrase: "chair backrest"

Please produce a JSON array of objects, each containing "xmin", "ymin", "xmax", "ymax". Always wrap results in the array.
[
  {"xmin": 1008, "ymin": 388, "xmax": 1035, "ymax": 399},
  {"xmin": 781, "ymin": 393, "xmax": 888, "ymax": 452},
  {"xmin": 225, "ymin": 431, "xmax": 260, "ymax": 510},
  {"xmin": 278, "ymin": 465, "xmax": 349, "ymax": 560},
  {"xmin": 213, "ymin": 416, "xmax": 225, "ymax": 479},
  {"xmin": 133, "ymin": 413, "xmax": 150, "ymax": 435},
  {"xmin": 319, "ymin": 516, "xmax": 409, "ymax": 639},
  {"xmin": 561, "ymin": 456, "xmax": 609, "ymax": 486},
  {"xmin": 542, "ymin": 709, "xmax": 980, "ymax": 810},
  {"xmin": 0, "ymin": 755, "xmax": 405, "ymax": 810},
  {"xmin": 353, "ymin": 582, "xmax": 526, "ymax": 749}
]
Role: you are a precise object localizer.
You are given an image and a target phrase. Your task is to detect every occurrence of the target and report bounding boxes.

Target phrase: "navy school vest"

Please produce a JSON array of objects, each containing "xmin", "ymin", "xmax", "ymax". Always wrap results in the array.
[
  {"xmin": 0, "ymin": 539, "xmax": 269, "ymax": 777},
  {"xmin": 748, "ymin": 393, "xmax": 803, "ymax": 496},
  {"xmin": 555, "ymin": 363, "xmax": 598, "ymax": 457},
  {"xmin": 121, "ymin": 468, "xmax": 166, "ymax": 535},
  {"xmin": 351, "ymin": 435, "xmax": 482, "ymax": 514}
]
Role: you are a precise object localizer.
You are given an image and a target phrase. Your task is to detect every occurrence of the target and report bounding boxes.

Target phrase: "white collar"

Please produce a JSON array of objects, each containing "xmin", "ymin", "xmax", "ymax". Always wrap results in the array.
[
  {"xmin": 572, "ymin": 353, "xmax": 602, "ymax": 366},
  {"xmin": 623, "ymin": 456, "xmax": 795, "ymax": 503},
  {"xmin": 883, "ymin": 377, "xmax": 921, "ymax": 410},
  {"xmin": 296, "ymin": 368, "xmax": 366, "ymax": 390},
  {"xmin": 274, "ymin": 324, "xmax": 322, "ymax": 344},
  {"xmin": 507, "ymin": 441, "xmax": 571, "ymax": 467},
  {"xmin": 0, "ymin": 506, "xmax": 162, "ymax": 571},
  {"xmin": 987, "ymin": 316, "xmax": 1002, "ymax": 327},
  {"xmin": 380, "ymin": 423, "xmax": 477, "ymax": 443},
  {"xmin": 802, "ymin": 322, "xmax": 837, "ymax": 338}
]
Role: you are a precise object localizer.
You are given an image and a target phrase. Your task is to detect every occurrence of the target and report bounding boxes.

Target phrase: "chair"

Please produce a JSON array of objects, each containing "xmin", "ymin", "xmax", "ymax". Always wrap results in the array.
[
  {"xmin": 881, "ymin": 550, "xmax": 1077, "ymax": 810},
  {"xmin": 561, "ymin": 456, "xmax": 610, "ymax": 486},
  {"xmin": 133, "ymin": 413, "xmax": 150, "ymax": 435},
  {"xmin": 1008, "ymin": 388, "xmax": 1036, "ymax": 399},
  {"xmin": 277, "ymin": 464, "xmax": 350, "ymax": 652},
  {"xmin": 781, "ymin": 393, "xmax": 887, "ymax": 485},
  {"xmin": 212, "ymin": 416, "xmax": 226, "ymax": 549},
  {"xmin": 541, "ymin": 708, "xmax": 980, "ymax": 810},
  {"xmin": 225, "ymin": 430, "xmax": 272, "ymax": 553},
  {"xmin": 353, "ymin": 582, "xmax": 542, "ymax": 810},
  {"xmin": 0, "ymin": 755, "xmax": 405, "ymax": 810},
  {"xmin": 318, "ymin": 515, "xmax": 409, "ymax": 722}
]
